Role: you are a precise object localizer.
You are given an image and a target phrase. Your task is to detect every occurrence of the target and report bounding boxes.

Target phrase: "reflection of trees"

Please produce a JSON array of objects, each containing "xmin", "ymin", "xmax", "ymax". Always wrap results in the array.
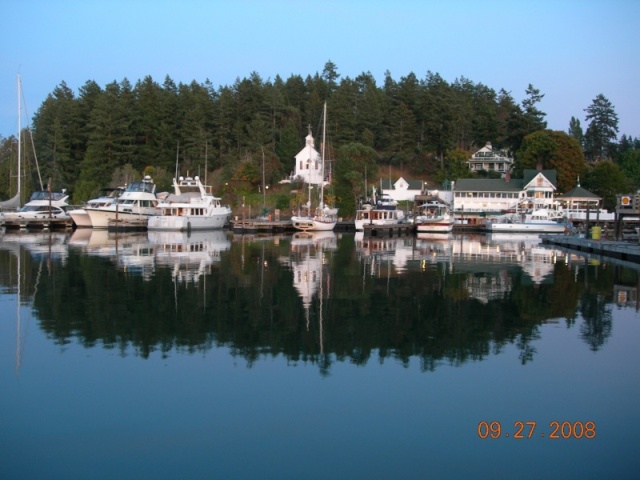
[
  {"xmin": 0, "ymin": 235, "xmax": 627, "ymax": 372},
  {"xmin": 579, "ymin": 293, "xmax": 613, "ymax": 351}
]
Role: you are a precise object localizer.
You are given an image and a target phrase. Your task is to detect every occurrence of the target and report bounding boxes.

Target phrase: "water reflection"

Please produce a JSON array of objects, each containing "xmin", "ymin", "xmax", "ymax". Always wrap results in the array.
[{"xmin": 0, "ymin": 229, "xmax": 637, "ymax": 370}]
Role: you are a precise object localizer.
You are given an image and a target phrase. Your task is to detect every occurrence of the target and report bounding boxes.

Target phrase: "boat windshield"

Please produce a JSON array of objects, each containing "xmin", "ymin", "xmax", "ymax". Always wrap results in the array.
[
  {"xmin": 28, "ymin": 191, "xmax": 67, "ymax": 201},
  {"xmin": 127, "ymin": 181, "xmax": 155, "ymax": 194}
]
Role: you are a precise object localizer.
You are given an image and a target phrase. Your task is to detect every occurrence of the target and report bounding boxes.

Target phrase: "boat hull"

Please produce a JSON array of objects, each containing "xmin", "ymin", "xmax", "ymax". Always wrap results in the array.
[
  {"xmin": 148, "ymin": 212, "xmax": 229, "ymax": 231},
  {"xmin": 416, "ymin": 219, "xmax": 454, "ymax": 233},
  {"xmin": 486, "ymin": 222, "xmax": 565, "ymax": 234},
  {"xmin": 85, "ymin": 208, "xmax": 157, "ymax": 229},
  {"xmin": 291, "ymin": 215, "xmax": 337, "ymax": 232},
  {"xmin": 69, "ymin": 208, "xmax": 92, "ymax": 228}
]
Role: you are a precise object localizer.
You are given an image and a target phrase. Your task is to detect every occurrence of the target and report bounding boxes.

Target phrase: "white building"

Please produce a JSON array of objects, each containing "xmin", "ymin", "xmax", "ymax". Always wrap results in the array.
[
  {"xmin": 468, "ymin": 142, "xmax": 514, "ymax": 177},
  {"xmin": 291, "ymin": 128, "xmax": 325, "ymax": 186},
  {"xmin": 379, "ymin": 177, "xmax": 426, "ymax": 202},
  {"xmin": 453, "ymin": 168, "xmax": 558, "ymax": 221}
]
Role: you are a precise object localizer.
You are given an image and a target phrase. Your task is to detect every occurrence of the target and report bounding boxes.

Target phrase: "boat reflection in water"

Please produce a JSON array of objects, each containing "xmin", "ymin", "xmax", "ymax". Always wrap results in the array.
[
  {"xmin": 68, "ymin": 229, "xmax": 155, "ymax": 279},
  {"xmin": 1, "ymin": 230, "xmax": 69, "ymax": 263},
  {"xmin": 149, "ymin": 230, "xmax": 231, "ymax": 284}
]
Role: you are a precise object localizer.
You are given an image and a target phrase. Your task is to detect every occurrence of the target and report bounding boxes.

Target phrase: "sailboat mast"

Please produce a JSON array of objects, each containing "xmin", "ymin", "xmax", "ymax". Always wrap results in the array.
[
  {"xmin": 319, "ymin": 101, "xmax": 327, "ymax": 209},
  {"xmin": 17, "ymin": 74, "xmax": 21, "ymax": 201}
]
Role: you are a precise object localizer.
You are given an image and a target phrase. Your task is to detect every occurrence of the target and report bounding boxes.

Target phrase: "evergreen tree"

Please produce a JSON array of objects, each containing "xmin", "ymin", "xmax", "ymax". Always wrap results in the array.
[
  {"xmin": 568, "ymin": 116, "xmax": 584, "ymax": 147},
  {"xmin": 584, "ymin": 93, "xmax": 619, "ymax": 161}
]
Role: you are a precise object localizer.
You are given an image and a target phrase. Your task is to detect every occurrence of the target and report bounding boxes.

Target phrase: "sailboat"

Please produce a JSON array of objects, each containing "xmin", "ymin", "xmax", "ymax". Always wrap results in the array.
[
  {"xmin": 291, "ymin": 102, "xmax": 338, "ymax": 232},
  {"xmin": 0, "ymin": 75, "xmax": 24, "ymax": 217}
]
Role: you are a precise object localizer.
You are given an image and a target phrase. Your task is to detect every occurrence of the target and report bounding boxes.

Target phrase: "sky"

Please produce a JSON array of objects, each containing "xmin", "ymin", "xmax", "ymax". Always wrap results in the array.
[{"xmin": 1, "ymin": 0, "xmax": 639, "ymax": 140}]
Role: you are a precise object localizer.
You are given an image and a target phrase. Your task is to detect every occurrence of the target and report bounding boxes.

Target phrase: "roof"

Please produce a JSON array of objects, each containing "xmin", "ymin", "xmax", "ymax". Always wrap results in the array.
[
  {"xmin": 380, "ymin": 178, "xmax": 424, "ymax": 190},
  {"xmin": 558, "ymin": 185, "xmax": 601, "ymax": 200},
  {"xmin": 454, "ymin": 178, "xmax": 524, "ymax": 192},
  {"xmin": 523, "ymin": 169, "xmax": 557, "ymax": 187}
]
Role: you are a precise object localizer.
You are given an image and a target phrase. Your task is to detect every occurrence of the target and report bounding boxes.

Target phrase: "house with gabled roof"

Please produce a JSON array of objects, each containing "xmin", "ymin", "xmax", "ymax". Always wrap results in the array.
[
  {"xmin": 452, "ymin": 168, "xmax": 558, "ymax": 221},
  {"xmin": 468, "ymin": 142, "xmax": 514, "ymax": 177},
  {"xmin": 379, "ymin": 177, "xmax": 426, "ymax": 202}
]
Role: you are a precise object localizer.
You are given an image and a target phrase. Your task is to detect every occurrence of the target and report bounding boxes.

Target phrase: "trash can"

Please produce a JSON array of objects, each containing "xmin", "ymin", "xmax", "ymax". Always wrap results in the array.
[{"xmin": 591, "ymin": 226, "xmax": 601, "ymax": 240}]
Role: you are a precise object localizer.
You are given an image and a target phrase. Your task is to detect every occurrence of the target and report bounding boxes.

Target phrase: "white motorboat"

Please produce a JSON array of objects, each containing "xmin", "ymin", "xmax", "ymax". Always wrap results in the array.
[
  {"xmin": 147, "ymin": 176, "xmax": 231, "ymax": 231},
  {"xmin": 3, "ymin": 191, "xmax": 71, "ymax": 228},
  {"xmin": 85, "ymin": 176, "xmax": 160, "ymax": 229},
  {"xmin": 68, "ymin": 187, "xmax": 125, "ymax": 228},
  {"xmin": 415, "ymin": 200, "xmax": 454, "ymax": 233},
  {"xmin": 486, "ymin": 208, "xmax": 565, "ymax": 233}
]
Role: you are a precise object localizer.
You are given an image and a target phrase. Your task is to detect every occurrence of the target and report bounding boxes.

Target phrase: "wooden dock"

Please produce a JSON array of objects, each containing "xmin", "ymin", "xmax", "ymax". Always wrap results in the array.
[
  {"xmin": 3, "ymin": 217, "xmax": 74, "ymax": 230},
  {"xmin": 362, "ymin": 223, "xmax": 415, "ymax": 237},
  {"xmin": 541, "ymin": 235, "xmax": 640, "ymax": 265},
  {"xmin": 107, "ymin": 218, "xmax": 149, "ymax": 232}
]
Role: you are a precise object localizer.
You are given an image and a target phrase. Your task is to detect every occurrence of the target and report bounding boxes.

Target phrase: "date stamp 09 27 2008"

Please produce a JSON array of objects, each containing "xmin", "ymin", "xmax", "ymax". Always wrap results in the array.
[{"xmin": 477, "ymin": 421, "xmax": 596, "ymax": 439}]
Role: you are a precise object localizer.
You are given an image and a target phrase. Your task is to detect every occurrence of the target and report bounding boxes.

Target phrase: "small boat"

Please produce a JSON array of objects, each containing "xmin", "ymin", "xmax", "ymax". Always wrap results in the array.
[
  {"xmin": 68, "ymin": 187, "xmax": 125, "ymax": 228},
  {"xmin": 85, "ymin": 176, "xmax": 160, "ymax": 229},
  {"xmin": 415, "ymin": 200, "xmax": 454, "ymax": 233},
  {"xmin": 147, "ymin": 176, "xmax": 231, "ymax": 231},
  {"xmin": 486, "ymin": 208, "xmax": 565, "ymax": 233},
  {"xmin": 354, "ymin": 194, "xmax": 405, "ymax": 231},
  {"xmin": 3, "ymin": 190, "xmax": 72, "ymax": 229}
]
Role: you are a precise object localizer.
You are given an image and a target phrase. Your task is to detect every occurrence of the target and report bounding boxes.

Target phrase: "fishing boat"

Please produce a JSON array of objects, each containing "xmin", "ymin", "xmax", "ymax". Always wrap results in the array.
[
  {"xmin": 354, "ymin": 191, "xmax": 405, "ymax": 231},
  {"xmin": 85, "ymin": 176, "xmax": 160, "ymax": 229},
  {"xmin": 414, "ymin": 200, "xmax": 454, "ymax": 233},
  {"xmin": 291, "ymin": 102, "xmax": 338, "ymax": 232},
  {"xmin": 485, "ymin": 208, "xmax": 565, "ymax": 233},
  {"xmin": 68, "ymin": 187, "xmax": 125, "ymax": 228},
  {"xmin": 147, "ymin": 176, "xmax": 230, "ymax": 231}
]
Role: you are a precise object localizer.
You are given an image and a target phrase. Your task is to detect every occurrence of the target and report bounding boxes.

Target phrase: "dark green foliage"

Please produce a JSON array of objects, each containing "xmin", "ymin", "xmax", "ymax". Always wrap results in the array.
[
  {"xmin": 584, "ymin": 93, "xmax": 619, "ymax": 161},
  {"xmin": 15, "ymin": 63, "xmax": 633, "ymax": 209},
  {"xmin": 516, "ymin": 130, "xmax": 588, "ymax": 193}
]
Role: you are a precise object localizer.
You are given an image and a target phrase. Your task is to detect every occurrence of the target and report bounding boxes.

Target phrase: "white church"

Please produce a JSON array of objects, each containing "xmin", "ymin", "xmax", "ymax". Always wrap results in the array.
[{"xmin": 283, "ymin": 127, "xmax": 326, "ymax": 186}]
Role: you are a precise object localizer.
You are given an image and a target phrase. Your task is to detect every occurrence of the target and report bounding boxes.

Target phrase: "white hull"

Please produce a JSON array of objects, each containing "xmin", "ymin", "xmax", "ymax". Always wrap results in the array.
[
  {"xmin": 69, "ymin": 208, "xmax": 92, "ymax": 228},
  {"xmin": 85, "ymin": 208, "xmax": 157, "ymax": 229},
  {"xmin": 416, "ymin": 219, "xmax": 454, "ymax": 233},
  {"xmin": 148, "ymin": 212, "xmax": 229, "ymax": 231},
  {"xmin": 486, "ymin": 222, "xmax": 565, "ymax": 234},
  {"xmin": 291, "ymin": 215, "xmax": 337, "ymax": 232}
]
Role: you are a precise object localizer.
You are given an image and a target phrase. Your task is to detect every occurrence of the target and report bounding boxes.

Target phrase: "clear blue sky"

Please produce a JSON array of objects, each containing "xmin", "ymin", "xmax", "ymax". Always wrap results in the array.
[{"xmin": 2, "ymin": 0, "xmax": 638, "ymax": 140}]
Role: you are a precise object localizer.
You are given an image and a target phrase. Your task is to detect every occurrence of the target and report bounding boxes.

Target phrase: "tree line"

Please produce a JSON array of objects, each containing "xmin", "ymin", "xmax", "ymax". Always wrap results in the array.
[{"xmin": 0, "ymin": 61, "xmax": 638, "ymax": 213}]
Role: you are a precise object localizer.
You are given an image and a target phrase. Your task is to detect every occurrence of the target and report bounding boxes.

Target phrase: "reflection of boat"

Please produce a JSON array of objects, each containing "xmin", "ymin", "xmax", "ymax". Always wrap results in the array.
[
  {"xmin": 291, "ymin": 231, "xmax": 338, "ymax": 249},
  {"xmin": 415, "ymin": 200, "xmax": 454, "ymax": 233},
  {"xmin": 0, "ymin": 230, "xmax": 69, "ymax": 262},
  {"xmin": 68, "ymin": 187, "xmax": 124, "ymax": 228},
  {"xmin": 85, "ymin": 176, "xmax": 160, "ymax": 229},
  {"xmin": 69, "ymin": 229, "xmax": 155, "ymax": 278},
  {"xmin": 355, "ymin": 231, "xmax": 414, "ymax": 274},
  {"xmin": 486, "ymin": 209, "xmax": 565, "ymax": 233},
  {"xmin": 148, "ymin": 176, "xmax": 231, "ymax": 232},
  {"xmin": 291, "ymin": 103, "xmax": 338, "ymax": 232},
  {"xmin": 149, "ymin": 230, "xmax": 231, "ymax": 283}
]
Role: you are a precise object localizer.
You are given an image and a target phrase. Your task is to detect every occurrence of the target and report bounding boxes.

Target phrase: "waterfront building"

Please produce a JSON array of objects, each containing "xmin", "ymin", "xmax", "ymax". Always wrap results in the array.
[
  {"xmin": 452, "ymin": 168, "xmax": 558, "ymax": 223},
  {"xmin": 467, "ymin": 142, "xmax": 514, "ymax": 176}
]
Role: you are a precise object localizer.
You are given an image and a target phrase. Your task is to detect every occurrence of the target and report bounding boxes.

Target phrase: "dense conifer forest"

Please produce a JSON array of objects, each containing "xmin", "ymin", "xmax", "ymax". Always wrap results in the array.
[{"xmin": 1, "ymin": 61, "xmax": 639, "ymax": 214}]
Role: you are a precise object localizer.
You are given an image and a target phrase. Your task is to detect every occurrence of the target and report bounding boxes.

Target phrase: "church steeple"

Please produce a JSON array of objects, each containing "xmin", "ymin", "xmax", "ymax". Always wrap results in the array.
[{"xmin": 305, "ymin": 124, "xmax": 314, "ymax": 147}]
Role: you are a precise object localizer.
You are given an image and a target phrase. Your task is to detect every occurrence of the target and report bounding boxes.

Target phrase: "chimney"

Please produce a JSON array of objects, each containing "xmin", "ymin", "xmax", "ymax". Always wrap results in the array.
[
  {"xmin": 505, "ymin": 171, "xmax": 510, "ymax": 182},
  {"xmin": 537, "ymin": 163, "xmax": 542, "ymax": 171}
]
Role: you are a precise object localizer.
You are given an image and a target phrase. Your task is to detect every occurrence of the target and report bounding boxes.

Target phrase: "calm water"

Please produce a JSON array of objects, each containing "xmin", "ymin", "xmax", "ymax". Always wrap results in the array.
[{"xmin": 1, "ymin": 229, "xmax": 639, "ymax": 479}]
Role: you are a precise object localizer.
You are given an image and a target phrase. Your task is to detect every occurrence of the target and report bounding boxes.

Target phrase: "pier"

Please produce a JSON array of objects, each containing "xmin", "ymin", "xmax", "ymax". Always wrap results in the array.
[{"xmin": 541, "ymin": 235, "xmax": 640, "ymax": 265}]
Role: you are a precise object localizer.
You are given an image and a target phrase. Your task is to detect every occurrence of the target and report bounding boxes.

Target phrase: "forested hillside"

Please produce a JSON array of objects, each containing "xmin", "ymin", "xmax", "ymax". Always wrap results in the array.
[{"xmin": 1, "ymin": 61, "xmax": 639, "ymax": 214}]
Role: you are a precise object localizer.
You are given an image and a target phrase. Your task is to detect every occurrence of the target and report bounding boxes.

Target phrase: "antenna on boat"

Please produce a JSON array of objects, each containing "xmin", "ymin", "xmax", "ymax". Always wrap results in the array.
[{"xmin": 174, "ymin": 142, "xmax": 180, "ymax": 180}]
